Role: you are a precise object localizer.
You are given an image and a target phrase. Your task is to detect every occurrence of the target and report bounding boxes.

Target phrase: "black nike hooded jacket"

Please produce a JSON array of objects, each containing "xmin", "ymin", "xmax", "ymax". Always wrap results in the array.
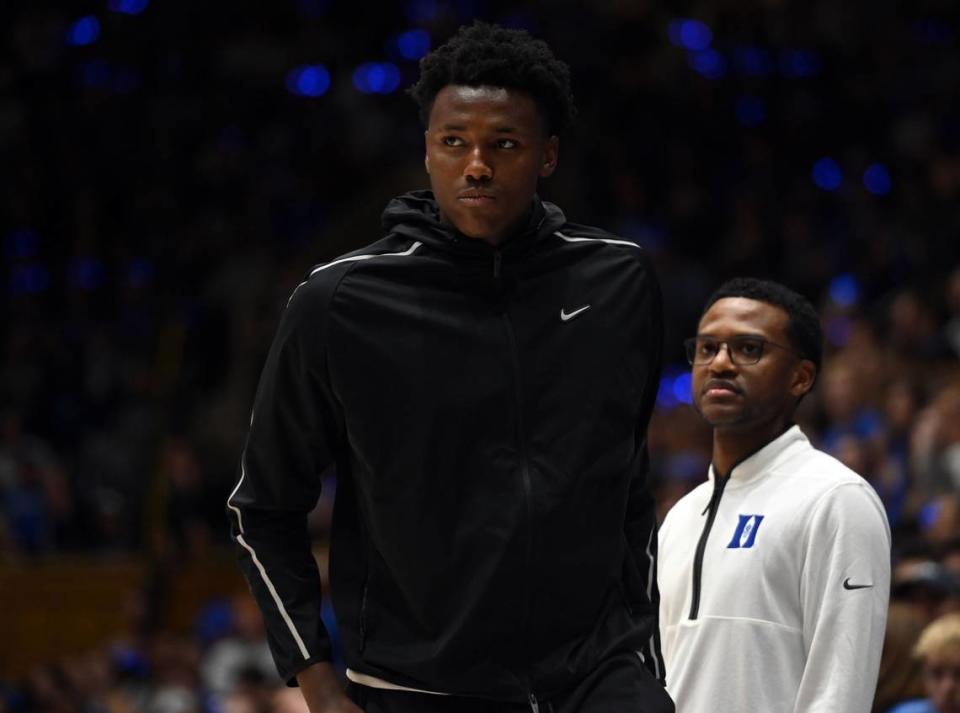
[{"xmin": 228, "ymin": 190, "xmax": 666, "ymax": 703}]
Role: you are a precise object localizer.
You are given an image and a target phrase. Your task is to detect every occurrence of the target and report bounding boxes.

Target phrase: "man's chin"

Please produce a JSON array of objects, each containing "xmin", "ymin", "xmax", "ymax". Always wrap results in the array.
[
  {"xmin": 454, "ymin": 221, "xmax": 506, "ymax": 245},
  {"xmin": 696, "ymin": 403, "xmax": 746, "ymax": 428}
]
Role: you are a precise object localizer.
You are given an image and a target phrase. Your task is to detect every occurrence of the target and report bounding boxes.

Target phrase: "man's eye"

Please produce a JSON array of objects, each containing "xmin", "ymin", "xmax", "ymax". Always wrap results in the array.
[
  {"xmin": 698, "ymin": 341, "xmax": 718, "ymax": 356},
  {"xmin": 737, "ymin": 340, "xmax": 762, "ymax": 356},
  {"xmin": 442, "ymin": 136, "xmax": 465, "ymax": 147},
  {"xmin": 497, "ymin": 138, "xmax": 518, "ymax": 149}
]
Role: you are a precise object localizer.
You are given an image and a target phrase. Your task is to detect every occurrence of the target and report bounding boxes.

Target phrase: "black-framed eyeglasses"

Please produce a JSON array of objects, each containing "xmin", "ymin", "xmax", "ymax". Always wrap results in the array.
[{"xmin": 683, "ymin": 335, "xmax": 801, "ymax": 366}]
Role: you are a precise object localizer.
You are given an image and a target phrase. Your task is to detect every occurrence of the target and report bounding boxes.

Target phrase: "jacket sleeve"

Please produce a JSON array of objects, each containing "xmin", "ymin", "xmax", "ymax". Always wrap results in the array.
[
  {"xmin": 793, "ymin": 482, "xmax": 891, "ymax": 713},
  {"xmin": 226, "ymin": 277, "xmax": 344, "ymax": 685},
  {"xmin": 623, "ymin": 254, "xmax": 667, "ymax": 683}
]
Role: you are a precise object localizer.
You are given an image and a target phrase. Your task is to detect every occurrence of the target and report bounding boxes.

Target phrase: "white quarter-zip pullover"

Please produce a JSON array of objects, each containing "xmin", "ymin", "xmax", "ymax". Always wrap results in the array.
[{"xmin": 658, "ymin": 425, "xmax": 890, "ymax": 713}]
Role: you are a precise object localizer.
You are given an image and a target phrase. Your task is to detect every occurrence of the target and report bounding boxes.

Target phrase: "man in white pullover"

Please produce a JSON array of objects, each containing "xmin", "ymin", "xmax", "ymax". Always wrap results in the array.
[{"xmin": 658, "ymin": 277, "xmax": 890, "ymax": 713}]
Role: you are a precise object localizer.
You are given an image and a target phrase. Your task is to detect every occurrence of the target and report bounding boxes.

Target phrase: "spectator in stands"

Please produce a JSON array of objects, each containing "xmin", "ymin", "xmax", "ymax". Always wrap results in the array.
[
  {"xmin": 911, "ymin": 384, "xmax": 960, "ymax": 503},
  {"xmin": 875, "ymin": 604, "xmax": 931, "ymax": 713},
  {"xmin": 201, "ymin": 595, "xmax": 279, "ymax": 703},
  {"xmin": 893, "ymin": 561, "xmax": 960, "ymax": 623},
  {"xmin": 888, "ymin": 613, "xmax": 960, "ymax": 713}
]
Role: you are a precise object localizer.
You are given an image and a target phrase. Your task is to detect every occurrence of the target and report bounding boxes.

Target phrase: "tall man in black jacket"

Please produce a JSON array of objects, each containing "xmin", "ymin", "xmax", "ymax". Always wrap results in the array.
[{"xmin": 228, "ymin": 22, "xmax": 672, "ymax": 713}]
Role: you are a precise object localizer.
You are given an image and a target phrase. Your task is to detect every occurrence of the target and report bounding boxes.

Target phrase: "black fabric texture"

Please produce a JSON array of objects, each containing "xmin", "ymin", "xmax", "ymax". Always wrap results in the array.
[{"xmin": 229, "ymin": 191, "xmax": 667, "ymax": 701}]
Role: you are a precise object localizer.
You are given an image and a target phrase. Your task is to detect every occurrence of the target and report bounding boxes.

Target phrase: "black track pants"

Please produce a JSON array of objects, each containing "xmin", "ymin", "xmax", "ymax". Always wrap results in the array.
[{"xmin": 346, "ymin": 652, "xmax": 675, "ymax": 713}]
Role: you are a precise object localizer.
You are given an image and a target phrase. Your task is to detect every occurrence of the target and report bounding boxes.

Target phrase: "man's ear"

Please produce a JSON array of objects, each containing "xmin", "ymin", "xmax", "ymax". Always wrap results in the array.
[
  {"xmin": 540, "ymin": 135, "xmax": 559, "ymax": 178},
  {"xmin": 424, "ymin": 131, "xmax": 430, "ymax": 174},
  {"xmin": 791, "ymin": 360, "xmax": 817, "ymax": 399}
]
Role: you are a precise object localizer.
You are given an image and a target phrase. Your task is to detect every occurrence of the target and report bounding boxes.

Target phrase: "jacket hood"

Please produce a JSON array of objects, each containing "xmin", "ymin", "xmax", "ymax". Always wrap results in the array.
[{"xmin": 381, "ymin": 189, "xmax": 567, "ymax": 253}]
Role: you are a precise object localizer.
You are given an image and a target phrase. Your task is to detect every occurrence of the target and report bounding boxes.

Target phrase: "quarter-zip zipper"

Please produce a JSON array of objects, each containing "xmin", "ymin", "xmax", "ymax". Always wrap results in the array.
[
  {"xmin": 528, "ymin": 693, "xmax": 539, "ymax": 712},
  {"xmin": 688, "ymin": 474, "xmax": 729, "ymax": 620}
]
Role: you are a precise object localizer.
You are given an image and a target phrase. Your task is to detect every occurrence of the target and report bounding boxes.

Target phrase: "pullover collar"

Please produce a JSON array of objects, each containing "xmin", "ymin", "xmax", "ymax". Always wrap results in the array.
[{"xmin": 708, "ymin": 425, "xmax": 811, "ymax": 488}]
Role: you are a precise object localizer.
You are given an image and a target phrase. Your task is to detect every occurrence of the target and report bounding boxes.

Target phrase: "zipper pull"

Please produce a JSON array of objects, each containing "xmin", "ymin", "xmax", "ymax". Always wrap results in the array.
[
  {"xmin": 493, "ymin": 250, "xmax": 502, "ymax": 278},
  {"xmin": 528, "ymin": 693, "xmax": 539, "ymax": 713}
]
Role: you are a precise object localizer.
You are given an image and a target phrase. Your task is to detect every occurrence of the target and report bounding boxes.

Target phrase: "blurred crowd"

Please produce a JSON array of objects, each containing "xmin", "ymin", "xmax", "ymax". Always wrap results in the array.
[
  {"xmin": 0, "ymin": 593, "xmax": 332, "ymax": 713},
  {"xmin": 2, "ymin": 0, "xmax": 959, "ymax": 710}
]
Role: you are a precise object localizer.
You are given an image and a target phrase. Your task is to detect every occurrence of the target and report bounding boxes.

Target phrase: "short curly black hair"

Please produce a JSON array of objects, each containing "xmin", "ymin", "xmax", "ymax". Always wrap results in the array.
[
  {"xmin": 703, "ymin": 277, "xmax": 824, "ymax": 377},
  {"xmin": 408, "ymin": 21, "xmax": 576, "ymax": 136}
]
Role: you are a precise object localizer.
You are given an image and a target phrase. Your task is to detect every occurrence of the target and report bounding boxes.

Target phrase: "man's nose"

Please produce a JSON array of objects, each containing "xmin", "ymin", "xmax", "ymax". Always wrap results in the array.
[
  {"xmin": 464, "ymin": 147, "xmax": 493, "ymax": 181},
  {"xmin": 709, "ymin": 343, "xmax": 739, "ymax": 373}
]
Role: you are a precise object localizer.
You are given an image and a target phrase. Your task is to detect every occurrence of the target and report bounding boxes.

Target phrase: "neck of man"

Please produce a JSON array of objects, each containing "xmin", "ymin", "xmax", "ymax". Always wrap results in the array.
[
  {"xmin": 439, "ymin": 203, "xmax": 535, "ymax": 248},
  {"xmin": 710, "ymin": 416, "xmax": 793, "ymax": 478}
]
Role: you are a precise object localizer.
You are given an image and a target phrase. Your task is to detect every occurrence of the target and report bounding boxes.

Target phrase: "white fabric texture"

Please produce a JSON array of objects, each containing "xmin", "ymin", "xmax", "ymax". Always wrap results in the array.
[{"xmin": 658, "ymin": 425, "xmax": 890, "ymax": 713}]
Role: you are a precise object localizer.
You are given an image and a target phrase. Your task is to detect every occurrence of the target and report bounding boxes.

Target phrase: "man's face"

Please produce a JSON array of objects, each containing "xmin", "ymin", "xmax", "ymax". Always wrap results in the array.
[
  {"xmin": 691, "ymin": 297, "xmax": 815, "ymax": 432},
  {"xmin": 924, "ymin": 654, "xmax": 960, "ymax": 713},
  {"xmin": 424, "ymin": 85, "xmax": 558, "ymax": 245}
]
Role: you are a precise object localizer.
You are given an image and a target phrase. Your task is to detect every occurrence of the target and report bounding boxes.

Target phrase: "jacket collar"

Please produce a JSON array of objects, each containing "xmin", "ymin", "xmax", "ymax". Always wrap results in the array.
[
  {"xmin": 381, "ymin": 190, "xmax": 566, "ymax": 257},
  {"xmin": 707, "ymin": 425, "xmax": 811, "ymax": 487}
]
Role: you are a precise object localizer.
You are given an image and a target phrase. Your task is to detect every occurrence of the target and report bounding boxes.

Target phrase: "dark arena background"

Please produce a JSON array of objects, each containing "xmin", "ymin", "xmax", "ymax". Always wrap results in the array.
[{"xmin": 2, "ymin": 1, "xmax": 959, "ymax": 710}]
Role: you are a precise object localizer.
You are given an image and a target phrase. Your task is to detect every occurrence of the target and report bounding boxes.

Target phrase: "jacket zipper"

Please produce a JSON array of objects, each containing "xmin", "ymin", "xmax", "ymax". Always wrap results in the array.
[
  {"xmin": 358, "ymin": 578, "xmax": 369, "ymax": 653},
  {"xmin": 494, "ymin": 249, "xmax": 536, "ymax": 699},
  {"xmin": 688, "ymin": 474, "xmax": 729, "ymax": 620},
  {"xmin": 502, "ymin": 314, "xmax": 534, "ymax": 639}
]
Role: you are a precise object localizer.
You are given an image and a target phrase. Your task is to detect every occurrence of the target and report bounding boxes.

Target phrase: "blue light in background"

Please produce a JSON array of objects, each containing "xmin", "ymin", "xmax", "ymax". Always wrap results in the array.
[
  {"xmin": 396, "ymin": 29, "xmax": 431, "ymax": 60},
  {"xmin": 863, "ymin": 163, "xmax": 892, "ymax": 195},
  {"xmin": 668, "ymin": 19, "xmax": 713, "ymax": 51},
  {"xmin": 812, "ymin": 157, "xmax": 843, "ymax": 191},
  {"xmin": 69, "ymin": 258, "xmax": 106, "ymax": 290},
  {"xmin": 9, "ymin": 264, "xmax": 50, "ymax": 296},
  {"xmin": 285, "ymin": 65, "xmax": 331, "ymax": 97},
  {"xmin": 780, "ymin": 49, "xmax": 821, "ymax": 78},
  {"xmin": 405, "ymin": 0, "xmax": 438, "ymax": 23},
  {"xmin": 735, "ymin": 95, "xmax": 766, "ymax": 127},
  {"xmin": 732, "ymin": 46, "xmax": 774, "ymax": 77},
  {"xmin": 657, "ymin": 376, "xmax": 678, "ymax": 410},
  {"xmin": 918, "ymin": 499, "xmax": 944, "ymax": 531},
  {"xmin": 107, "ymin": 0, "xmax": 149, "ymax": 15},
  {"xmin": 672, "ymin": 372, "xmax": 693, "ymax": 405},
  {"xmin": 353, "ymin": 62, "xmax": 401, "ymax": 94},
  {"xmin": 67, "ymin": 16, "xmax": 100, "ymax": 46},
  {"xmin": 688, "ymin": 49, "xmax": 727, "ymax": 79},
  {"xmin": 5, "ymin": 229, "xmax": 38, "ymax": 260},
  {"xmin": 829, "ymin": 274, "xmax": 860, "ymax": 307},
  {"xmin": 657, "ymin": 366, "xmax": 696, "ymax": 410}
]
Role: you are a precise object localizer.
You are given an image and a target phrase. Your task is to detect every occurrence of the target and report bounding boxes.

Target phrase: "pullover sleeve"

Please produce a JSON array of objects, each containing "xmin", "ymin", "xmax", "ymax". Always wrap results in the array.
[
  {"xmin": 793, "ymin": 482, "xmax": 891, "ymax": 713},
  {"xmin": 226, "ymin": 277, "xmax": 343, "ymax": 684},
  {"xmin": 622, "ymin": 255, "xmax": 667, "ymax": 683}
]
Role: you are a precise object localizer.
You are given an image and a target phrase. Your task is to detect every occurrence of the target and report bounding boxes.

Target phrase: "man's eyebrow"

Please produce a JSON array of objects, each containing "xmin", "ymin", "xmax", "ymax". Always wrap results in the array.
[
  {"xmin": 437, "ymin": 123, "xmax": 520, "ymax": 132},
  {"xmin": 696, "ymin": 331, "xmax": 767, "ymax": 338}
]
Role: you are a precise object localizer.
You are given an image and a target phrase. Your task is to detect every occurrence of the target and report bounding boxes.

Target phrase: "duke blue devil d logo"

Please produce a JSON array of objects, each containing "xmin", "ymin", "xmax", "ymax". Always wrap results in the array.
[{"xmin": 728, "ymin": 514, "xmax": 764, "ymax": 549}]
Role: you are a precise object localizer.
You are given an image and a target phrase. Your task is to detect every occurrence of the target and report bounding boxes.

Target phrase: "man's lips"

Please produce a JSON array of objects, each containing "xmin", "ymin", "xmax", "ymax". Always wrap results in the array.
[
  {"xmin": 457, "ymin": 192, "xmax": 496, "ymax": 203},
  {"xmin": 702, "ymin": 379, "xmax": 742, "ymax": 397}
]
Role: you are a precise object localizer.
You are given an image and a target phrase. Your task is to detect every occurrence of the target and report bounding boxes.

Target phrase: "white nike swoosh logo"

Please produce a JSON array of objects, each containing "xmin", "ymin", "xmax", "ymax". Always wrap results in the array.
[{"xmin": 561, "ymin": 305, "xmax": 591, "ymax": 321}]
